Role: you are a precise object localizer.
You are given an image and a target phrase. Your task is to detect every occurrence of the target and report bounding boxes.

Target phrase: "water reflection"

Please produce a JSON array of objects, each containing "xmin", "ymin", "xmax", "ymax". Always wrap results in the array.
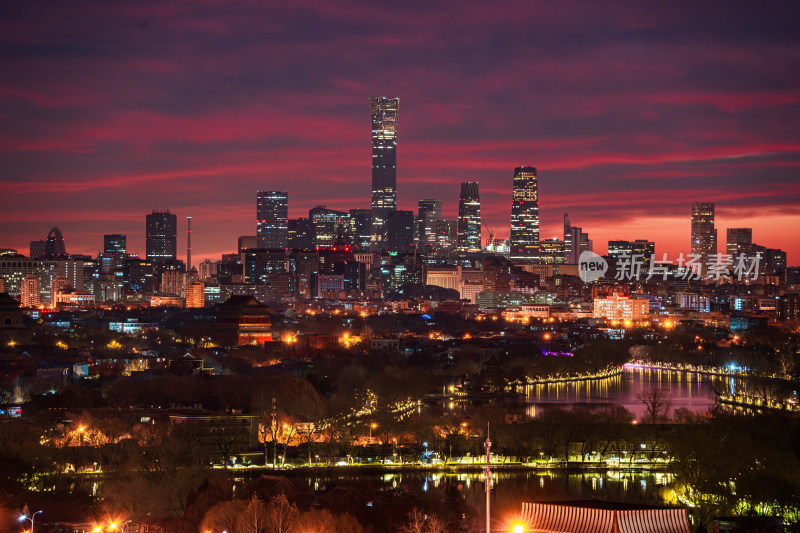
[
  {"xmin": 524, "ymin": 366, "xmax": 747, "ymax": 418},
  {"xmin": 286, "ymin": 470, "xmax": 674, "ymax": 517}
]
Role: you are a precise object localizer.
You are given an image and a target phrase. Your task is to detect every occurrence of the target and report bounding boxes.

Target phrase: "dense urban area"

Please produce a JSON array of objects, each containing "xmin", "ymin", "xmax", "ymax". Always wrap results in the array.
[{"xmin": 1, "ymin": 162, "xmax": 799, "ymax": 532}]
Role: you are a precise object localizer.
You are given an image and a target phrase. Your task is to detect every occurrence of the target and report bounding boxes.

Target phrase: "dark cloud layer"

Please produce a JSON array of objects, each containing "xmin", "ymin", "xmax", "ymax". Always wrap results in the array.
[{"xmin": 1, "ymin": 0, "xmax": 799, "ymax": 262}]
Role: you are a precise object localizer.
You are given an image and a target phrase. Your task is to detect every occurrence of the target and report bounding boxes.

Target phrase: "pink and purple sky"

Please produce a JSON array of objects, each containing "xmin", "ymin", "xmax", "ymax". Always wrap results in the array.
[{"xmin": 1, "ymin": 0, "xmax": 799, "ymax": 263}]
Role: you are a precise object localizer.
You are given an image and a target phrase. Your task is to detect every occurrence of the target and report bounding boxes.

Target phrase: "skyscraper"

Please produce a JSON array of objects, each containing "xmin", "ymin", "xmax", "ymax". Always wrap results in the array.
[
  {"xmin": 457, "ymin": 182, "xmax": 481, "ymax": 252},
  {"xmin": 608, "ymin": 240, "xmax": 655, "ymax": 263},
  {"xmin": 44, "ymin": 227, "xmax": 66, "ymax": 256},
  {"xmin": 309, "ymin": 206, "xmax": 350, "ymax": 248},
  {"xmin": 387, "ymin": 210, "xmax": 414, "ymax": 254},
  {"xmin": 563, "ymin": 213, "xmax": 572, "ymax": 261},
  {"xmin": 566, "ymin": 226, "xmax": 592, "ymax": 264},
  {"xmin": 349, "ymin": 209, "xmax": 372, "ymax": 250},
  {"xmin": 540, "ymin": 239, "xmax": 566, "ymax": 264},
  {"xmin": 287, "ymin": 219, "xmax": 315, "ymax": 250},
  {"xmin": 146, "ymin": 210, "xmax": 177, "ymax": 263},
  {"xmin": 418, "ymin": 199, "xmax": 443, "ymax": 248},
  {"xmin": 726, "ymin": 228, "xmax": 752, "ymax": 257},
  {"xmin": 370, "ymin": 97, "xmax": 399, "ymax": 251},
  {"xmin": 256, "ymin": 191, "xmax": 289, "ymax": 249},
  {"xmin": 691, "ymin": 202, "xmax": 716, "ymax": 276},
  {"xmin": 21, "ymin": 275, "xmax": 40, "ymax": 308},
  {"xmin": 509, "ymin": 166, "xmax": 540, "ymax": 262},
  {"xmin": 103, "ymin": 234, "xmax": 127, "ymax": 256}
]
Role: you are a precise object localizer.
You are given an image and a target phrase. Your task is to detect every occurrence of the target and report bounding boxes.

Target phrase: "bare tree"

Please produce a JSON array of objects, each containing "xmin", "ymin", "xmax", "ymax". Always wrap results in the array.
[
  {"xmin": 637, "ymin": 388, "xmax": 672, "ymax": 422},
  {"xmin": 400, "ymin": 508, "xmax": 447, "ymax": 533},
  {"xmin": 264, "ymin": 494, "xmax": 298, "ymax": 533}
]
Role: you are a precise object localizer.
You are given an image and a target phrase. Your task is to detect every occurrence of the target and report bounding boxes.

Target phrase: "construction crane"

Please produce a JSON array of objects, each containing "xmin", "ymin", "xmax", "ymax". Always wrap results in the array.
[{"xmin": 481, "ymin": 217, "xmax": 497, "ymax": 249}]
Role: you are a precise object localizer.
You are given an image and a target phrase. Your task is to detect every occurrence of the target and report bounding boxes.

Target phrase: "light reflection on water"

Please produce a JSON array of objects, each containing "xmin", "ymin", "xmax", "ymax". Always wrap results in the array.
[
  {"xmin": 290, "ymin": 470, "xmax": 674, "ymax": 517},
  {"xmin": 524, "ymin": 367, "xmax": 746, "ymax": 418}
]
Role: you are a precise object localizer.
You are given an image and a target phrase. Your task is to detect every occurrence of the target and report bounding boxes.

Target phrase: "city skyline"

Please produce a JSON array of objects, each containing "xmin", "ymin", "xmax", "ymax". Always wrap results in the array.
[{"xmin": 1, "ymin": 1, "xmax": 799, "ymax": 262}]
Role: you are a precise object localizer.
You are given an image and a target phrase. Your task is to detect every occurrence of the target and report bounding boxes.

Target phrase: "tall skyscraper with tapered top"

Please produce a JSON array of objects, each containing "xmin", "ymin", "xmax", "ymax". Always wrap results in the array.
[
  {"xmin": 457, "ymin": 182, "xmax": 481, "ymax": 252},
  {"xmin": 257, "ymin": 191, "xmax": 288, "ymax": 249},
  {"xmin": 691, "ymin": 202, "xmax": 716, "ymax": 277},
  {"xmin": 509, "ymin": 166, "xmax": 540, "ymax": 262},
  {"xmin": 370, "ymin": 97, "xmax": 399, "ymax": 251}
]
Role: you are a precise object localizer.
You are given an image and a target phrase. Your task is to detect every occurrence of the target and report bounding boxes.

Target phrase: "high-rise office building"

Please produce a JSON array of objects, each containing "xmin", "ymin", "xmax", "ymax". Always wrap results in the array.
[
  {"xmin": 238, "ymin": 236, "xmax": 259, "ymax": 253},
  {"xmin": 288, "ymin": 218, "xmax": 315, "ymax": 250},
  {"xmin": 185, "ymin": 280, "xmax": 205, "ymax": 308},
  {"xmin": 387, "ymin": 210, "xmax": 415, "ymax": 254},
  {"xmin": 509, "ymin": 166, "xmax": 540, "ymax": 261},
  {"xmin": 764, "ymin": 248, "xmax": 787, "ymax": 276},
  {"xmin": 256, "ymin": 191, "xmax": 289, "ymax": 249},
  {"xmin": 100, "ymin": 234, "xmax": 127, "ymax": 275},
  {"xmin": 608, "ymin": 240, "xmax": 655, "ymax": 263},
  {"xmin": 44, "ymin": 227, "xmax": 66, "ymax": 257},
  {"xmin": 566, "ymin": 227, "xmax": 592, "ymax": 264},
  {"xmin": 726, "ymin": 228, "xmax": 752, "ymax": 257},
  {"xmin": 349, "ymin": 209, "xmax": 372, "ymax": 250},
  {"xmin": 21, "ymin": 275, "xmax": 40, "ymax": 308},
  {"xmin": 146, "ymin": 210, "xmax": 177, "ymax": 263},
  {"xmin": 563, "ymin": 213, "xmax": 572, "ymax": 262},
  {"xmin": 418, "ymin": 199, "xmax": 443, "ymax": 248},
  {"xmin": 29, "ymin": 240, "xmax": 47, "ymax": 259},
  {"xmin": 309, "ymin": 207, "xmax": 350, "ymax": 248},
  {"xmin": 540, "ymin": 239, "xmax": 566, "ymax": 264},
  {"xmin": 457, "ymin": 182, "xmax": 481, "ymax": 252},
  {"xmin": 104, "ymin": 234, "xmax": 127, "ymax": 257},
  {"xmin": 370, "ymin": 97, "xmax": 399, "ymax": 251},
  {"xmin": 690, "ymin": 202, "xmax": 716, "ymax": 276}
]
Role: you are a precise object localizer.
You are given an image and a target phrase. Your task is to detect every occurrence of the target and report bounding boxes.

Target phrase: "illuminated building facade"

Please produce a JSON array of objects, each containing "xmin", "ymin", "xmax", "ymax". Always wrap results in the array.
[
  {"xmin": 690, "ymin": 202, "xmax": 716, "ymax": 276},
  {"xmin": 185, "ymin": 280, "xmax": 205, "ymax": 308},
  {"xmin": 726, "ymin": 227, "xmax": 752, "ymax": 257},
  {"xmin": 457, "ymin": 182, "xmax": 481, "ymax": 252},
  {"xmin": 0, "ymin": 258, "xmax": 83, "ymax": 304},
  {"xmin": 608, "ymin": 240, "xmax": 655, "ymax": 263},
  {"xmin": 309, "ymin": 206, "xmax": 350, "ymax": 248},
  {"xmin": 145, "ymin": 210, "xmax": 177, "ymax": 263},
  {"xmin": 540, "ymin": 238, "xmax": 566, "ymax": 264},
  {"xmin": 370, "ymin": 97, "xmax": 399, "ymax": 251},
  {"xmin": 509, "ymin": 166, "xmax": 540, "ymax": 261},
  {"xmin": 349, "ymin": 209, "xmax": 372, "ymax": 250},
  {"xmin": 104, "ymin": 234, "xmax": 126, "ymax": 257},
  {"xmin": 593, "ymin": 293, "xmax": 650, "ymax": 320},
  {"xmin": 418, "ymin": 199, "xmax": 442, "ymax": 248},
  {"xmin": 256, "ymin": 191, "xmax": 288, "ymax": 249},
  {"xmin": 21, "ymin": 275, "xmax": 40, "ymax": 308}
]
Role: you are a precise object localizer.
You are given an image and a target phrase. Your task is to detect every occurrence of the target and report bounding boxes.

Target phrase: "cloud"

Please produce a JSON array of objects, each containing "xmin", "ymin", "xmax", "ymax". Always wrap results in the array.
[{"xmin": 1, "ymin": 0, "xmax": 799, "ymax": 262}]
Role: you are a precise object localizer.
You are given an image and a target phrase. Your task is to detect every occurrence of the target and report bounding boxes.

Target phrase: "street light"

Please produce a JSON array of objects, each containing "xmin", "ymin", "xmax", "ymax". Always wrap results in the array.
[
  {"xmin": 510, "ymin": 521, "xmax": 526, "ymax": 533},
  {"xmin": 370, "ymin": 423, "xmax": 377, "ymax": 439},
  {"xmin": 19, "ymin": 510, "xmax": 43, "ymax": 533}
]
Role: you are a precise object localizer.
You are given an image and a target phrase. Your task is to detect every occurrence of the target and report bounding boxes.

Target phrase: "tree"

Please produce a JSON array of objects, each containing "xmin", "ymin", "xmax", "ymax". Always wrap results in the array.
[
  {"xmin": 200, "ymin": 500, "xmax": 248, "ymax": 533},
  {"xmin": 290, "ymin": 509, "xmax": 366, "ymax": 533},
  {"xmin": 263, "ymin": 494, "xmax": 298, "ymax": 533},
  {"xmin": 637, "ymin": 388, "xmax": 671, "ymax": 422},
  {"xmin": 400, "ymin": 508, "xmax": 447, "ymax": 533}
]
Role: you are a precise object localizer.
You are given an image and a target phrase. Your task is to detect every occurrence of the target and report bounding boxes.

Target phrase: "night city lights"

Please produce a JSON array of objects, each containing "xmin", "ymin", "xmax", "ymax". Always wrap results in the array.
[{"xmin": 1, "ymin": 1, "xmax": 800, "ymax": 533}]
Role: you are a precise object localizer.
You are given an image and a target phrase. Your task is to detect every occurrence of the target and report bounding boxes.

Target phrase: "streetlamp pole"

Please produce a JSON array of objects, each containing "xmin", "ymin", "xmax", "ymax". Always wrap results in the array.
[
  {"xmin": 485, "ymin": 423, "xmax": 492, "ymax": 533},
  {"xmin": 19, "ymin": 509, "xmax": 43, "ymax": 533}
]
